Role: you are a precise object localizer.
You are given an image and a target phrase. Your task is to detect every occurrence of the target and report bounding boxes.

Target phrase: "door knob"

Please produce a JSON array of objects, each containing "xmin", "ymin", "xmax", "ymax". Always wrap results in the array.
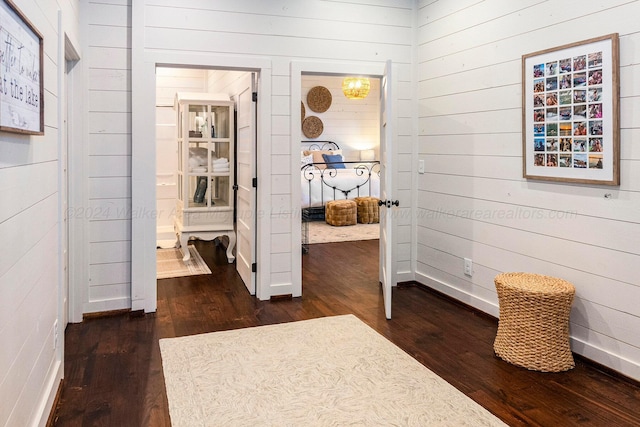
[{"xmin": 378, "ymin": 200, "xmax": 400, "ymax": 208}]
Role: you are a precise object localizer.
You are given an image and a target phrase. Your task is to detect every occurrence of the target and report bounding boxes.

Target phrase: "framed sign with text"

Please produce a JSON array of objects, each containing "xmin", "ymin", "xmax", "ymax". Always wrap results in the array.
[
  {"xmin": 0, "ymin": 0, "xmax": 44, "ymax": 135},
  {"xmin": 522, "ymin": 34, "xmax": 619, "ymax": 185}
]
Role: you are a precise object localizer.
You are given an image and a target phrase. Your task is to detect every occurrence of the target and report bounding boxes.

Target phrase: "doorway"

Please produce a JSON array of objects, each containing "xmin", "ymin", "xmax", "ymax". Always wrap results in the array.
[
  {"xmin": 290, "ymin": 61, "xmax": 395, "ymax": 316},
  {"xmin": 300, "ymin": 73, "xmax": 382, "ymax": 285},
  {"xmin": 154, "ymin": 66, "xmax": 257, "ymax": 295}
]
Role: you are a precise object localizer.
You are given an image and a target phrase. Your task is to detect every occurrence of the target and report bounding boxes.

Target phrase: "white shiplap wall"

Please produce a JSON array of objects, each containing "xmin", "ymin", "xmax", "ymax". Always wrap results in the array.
[
  {"xmin": 416, "ymin": 0, "xmax": 640, "ymax": 380},
  {"xmin": 0, "ymin": 1, "xmax": 80, "ymax": 425},
  {"xmin": 125, "ymin": 0, "xmax": 416, "ymax": 300},
  {"xmin": 155, "ymin": 68, "xmax": 208, "ymax": 244},
  {"xmin": 301, "ymin": 75, "xmax": 380, "ymax": 161},
  {"xmin": 84, "ymin": 0, "xmax": 132, "ymax": 313}
]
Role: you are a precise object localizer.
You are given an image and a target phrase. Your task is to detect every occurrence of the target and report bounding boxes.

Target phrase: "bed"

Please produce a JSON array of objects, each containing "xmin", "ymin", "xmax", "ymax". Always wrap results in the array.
[{"xmin": 301, "ymin": 140, "xmax": 380, "ymax": 219}]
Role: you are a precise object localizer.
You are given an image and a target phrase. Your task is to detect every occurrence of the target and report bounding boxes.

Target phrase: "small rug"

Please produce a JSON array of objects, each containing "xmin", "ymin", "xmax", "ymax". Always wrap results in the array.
[
  {"xmin": 307, "ymin": 221, "xmax": 379, "ymax": 243},
  {"xmin": 156, "ymin": 245, "xmax": 211, "ymax": 279},
  {"xmin": 159, "ymin": 315, "xmax": 507, "ymax": 426}
]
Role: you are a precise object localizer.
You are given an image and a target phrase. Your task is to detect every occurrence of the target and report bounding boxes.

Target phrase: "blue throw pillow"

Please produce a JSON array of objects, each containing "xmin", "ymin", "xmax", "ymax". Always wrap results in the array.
[{"xmin": 322, "ymin": 153, "xmax": 345, "ymax": 168}]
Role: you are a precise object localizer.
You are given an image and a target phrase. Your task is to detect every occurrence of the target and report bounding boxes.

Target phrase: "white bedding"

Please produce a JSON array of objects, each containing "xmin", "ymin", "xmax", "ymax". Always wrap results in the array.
[{"xmin": 301, "ymin": 167, "xmax": 380, "ymax": 208}]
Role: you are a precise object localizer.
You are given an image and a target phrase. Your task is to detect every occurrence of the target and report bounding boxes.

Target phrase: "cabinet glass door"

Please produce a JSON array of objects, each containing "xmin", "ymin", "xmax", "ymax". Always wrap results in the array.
[
  {"xmin": 189, "ymin": 104, "xmax": 209, "ymax": 138},
  {"xmin": 211, "ymin": 105, "xmax": 230, "ymax": 138},
  {"xmin": 209, "ymin": 176, "xmax": 230, "ymax": 207},
  {"xmin": 187, "ymin": 176, "xmax": 230, "ymax": 208}
]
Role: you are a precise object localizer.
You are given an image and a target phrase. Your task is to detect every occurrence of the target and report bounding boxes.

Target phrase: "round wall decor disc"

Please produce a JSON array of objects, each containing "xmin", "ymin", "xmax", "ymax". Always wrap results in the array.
[
  {"xmin": 307, "ymin": 86, "xmax": 332, "ymax": 113},
  {"xmin": 301, "ymin": 101, "xmax": 306, "ymax": 121},
  {"xmin": 302, "ymin": 116, "xmax": 323, "ymax": 138}
]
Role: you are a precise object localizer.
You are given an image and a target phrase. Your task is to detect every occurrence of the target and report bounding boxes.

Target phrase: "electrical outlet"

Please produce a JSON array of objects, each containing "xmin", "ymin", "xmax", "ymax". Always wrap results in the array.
[
  {"xmin": 464, "ymin": 258, "xmax": 473, "ymax": 276},
  {"xmin": 53, "ymin": 319, "xmax": 58, "ymax": 350}
]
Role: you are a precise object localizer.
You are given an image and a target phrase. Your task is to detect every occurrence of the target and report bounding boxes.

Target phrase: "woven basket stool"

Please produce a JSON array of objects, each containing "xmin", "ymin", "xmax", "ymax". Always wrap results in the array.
[
  {"xmin": 493, "ymin": 272, "xmax": 576, "ymax": 372},
  {"xmin": 325, "ymin": 199, "xmax": 357, "ymax": 226},
  {"xmin": 355, "ymin": 197, "xmax": 380, "ymax": 224}
]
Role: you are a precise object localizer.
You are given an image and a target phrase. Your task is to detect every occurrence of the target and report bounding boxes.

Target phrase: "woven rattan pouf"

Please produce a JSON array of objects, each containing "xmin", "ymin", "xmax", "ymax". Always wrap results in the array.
[
  {"xmin": 325, "ymin": 200, "xmax": 357, "ymax": 226},
  {"xmin": 493, "ymin": 272, "xmax": 576, "ymax": 372},
  {"xmin": 355, "ymin": 197, "xmax": 380, "ymax": 224}
]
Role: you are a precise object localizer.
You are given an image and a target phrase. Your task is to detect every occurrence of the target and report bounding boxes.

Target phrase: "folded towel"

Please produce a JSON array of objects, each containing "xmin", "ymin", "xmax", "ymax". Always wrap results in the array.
[
  {"xmin": 189, "ymin": 147, "xmax": 208, "ymax": 165},
  {"xmin": 212, "ymin": 157, "xmax": 228, "ymax": 164},
  {"xmin": 212, "ymin": 167, "xmax": 230, "ymax": 173}
]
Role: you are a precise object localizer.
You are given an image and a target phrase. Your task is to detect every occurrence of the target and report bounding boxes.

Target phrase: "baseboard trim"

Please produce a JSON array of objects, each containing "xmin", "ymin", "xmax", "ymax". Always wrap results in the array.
[
  {"xmin": 572, "ymin": 351, "xmax": 640, "ymax": 388},
  {"xmin": 395, "ymin": 271, "xmax": 414, "ymax": 284},
  {"xmin": 83, "ymin": 297, "xmax": 131, "ymax": 315},
  {"xmin": 270, "ymin": 294, "xmax": 293, "ymax": 301},
  {"xmin": 414, "ymin": 271, "xmax": 500, "ymax": 317},
  {"xmin": 406, "ymin": 274, "xmax": 640, "ymax": 385},
  {"xmin": 83, "ymin": 308, "xmax": 131, "ymax": 321},
  {"xmin": 45, "ymin": 377, "xmax": 64, "ymax": 427},
  {"xmin": 398, "ymin": 280, "xmax": 498, "ymax": 323},
  {"xmin": 35, "ymin": 360, "xmax": 63, "ymax": 427},
  {"xmin": 269, "ymin": 283, "xmax": 295, "ymax": 299}
]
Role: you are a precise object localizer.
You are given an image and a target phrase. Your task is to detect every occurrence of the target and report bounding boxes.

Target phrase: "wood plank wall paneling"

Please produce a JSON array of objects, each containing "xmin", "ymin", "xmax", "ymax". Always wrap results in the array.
[
  {"xmin": 145, "ymin": 1, "xmax": 412, "ymax": 36},
  {"xmin": 301, "ymin": 75, "xmax": 380, "ymax": 161},
  {"xmin": 417, "ymin": 0, "xmax": 640, "ymax": 380},
  {"xmin": 79, "ymin": 0, "xmax": 640, "ymax": 381},
  {"xmin": 85, "ymin": 0, "xmax": 132, "ymax": 313},
  {"xmin": 130, "ymin": 0, "xmax": 413, "ymax": 298},
  {"xmin": 0, "ymin": 0, "xmax": 79, "ymax": 424}
]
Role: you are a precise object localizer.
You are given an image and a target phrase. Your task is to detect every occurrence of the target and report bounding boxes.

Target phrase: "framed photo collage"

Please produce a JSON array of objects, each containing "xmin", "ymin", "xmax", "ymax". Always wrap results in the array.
[{"xmin": 522, "ymin": 34, "xmax": 619, "ymax": 185}]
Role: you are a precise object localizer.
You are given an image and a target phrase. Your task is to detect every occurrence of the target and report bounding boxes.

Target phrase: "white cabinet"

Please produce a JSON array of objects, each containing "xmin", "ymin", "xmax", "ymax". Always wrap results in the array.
[{"xmin": 174, "ymin": 92, "xmax": 236, "ymax": 262}]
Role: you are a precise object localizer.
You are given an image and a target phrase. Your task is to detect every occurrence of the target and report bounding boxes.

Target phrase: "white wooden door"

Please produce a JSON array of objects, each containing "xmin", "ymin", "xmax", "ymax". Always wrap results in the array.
[
  {"xmin": 379, "ymin": 61, "xmax": 394, "ymax": 319},
  {"xmin": 235, "ymin": 73, "xmax": 257, "ymax": 294}
]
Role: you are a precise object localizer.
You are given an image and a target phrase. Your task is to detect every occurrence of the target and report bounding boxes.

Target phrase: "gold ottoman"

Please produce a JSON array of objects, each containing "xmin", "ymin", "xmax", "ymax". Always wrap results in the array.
[
  {"xmin": 493, "ymin": 272, "xmax": 575, "ymax": 372},
  {"xmin": 355, "ymin": 197, "xmax": 380, "ymax": 224},
  {"xmin": 325, "ymin": 200, "xmax": 357, "ymax": 226}
]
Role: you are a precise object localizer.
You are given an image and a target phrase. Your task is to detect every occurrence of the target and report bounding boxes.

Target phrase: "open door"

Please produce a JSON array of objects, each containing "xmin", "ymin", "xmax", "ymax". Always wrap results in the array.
[
  {"xmin": 379, "ymin": 60, "xmax": 395, "ymax": 319},
  {"xmin": 235, "ymin": 73, "xmax": 257, "ymax": 294}
]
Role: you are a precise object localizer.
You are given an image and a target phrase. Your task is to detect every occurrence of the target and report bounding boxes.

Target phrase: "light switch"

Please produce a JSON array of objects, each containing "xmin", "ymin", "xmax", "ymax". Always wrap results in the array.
[
  {"xmin": 418, "ymin": 159, "xmax": 425, "ymax": 174},
  {"xmin": 464, "ymin": 258, "xmax": 473, "ymax": 276}
]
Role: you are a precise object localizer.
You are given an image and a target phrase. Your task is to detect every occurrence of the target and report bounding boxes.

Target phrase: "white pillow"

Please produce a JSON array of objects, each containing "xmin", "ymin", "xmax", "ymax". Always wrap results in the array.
[
  {"xmin": 301, "ymin": 154, "xmax": 313, "ymax": 166},
  {"xmin": 306, "ymin": 150, "xmax": 343, "ymax": 169}
]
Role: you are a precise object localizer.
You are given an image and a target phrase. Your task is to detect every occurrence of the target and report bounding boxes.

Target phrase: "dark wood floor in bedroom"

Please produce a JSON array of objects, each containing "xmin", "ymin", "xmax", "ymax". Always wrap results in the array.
[{"xmin": 51, "ymin": 239, "xmax": 640, "ymax": 426}]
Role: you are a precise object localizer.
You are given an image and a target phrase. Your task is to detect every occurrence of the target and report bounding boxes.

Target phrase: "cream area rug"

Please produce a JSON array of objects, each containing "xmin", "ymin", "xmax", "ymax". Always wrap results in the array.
[
  {"xmin": 307, "ymin": 221, "xmax": 379, "ymax": 244},
  {"xmin": 156, "ymin": 245, "xmax": 211, "ymax": 279},
  {"xmin": 159, "ymin": 315, "xmax": 507, "ymax": 426}
]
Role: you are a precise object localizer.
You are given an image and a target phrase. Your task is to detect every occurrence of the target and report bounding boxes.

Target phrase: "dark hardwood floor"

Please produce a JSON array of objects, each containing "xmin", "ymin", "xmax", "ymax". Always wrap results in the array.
[{"xmin": 51, "ymin": 239, "xmax": 640, "ymax": 426}]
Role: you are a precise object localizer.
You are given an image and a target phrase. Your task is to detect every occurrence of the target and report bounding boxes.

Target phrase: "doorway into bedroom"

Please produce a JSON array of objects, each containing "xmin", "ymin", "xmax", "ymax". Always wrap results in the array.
[{"xmin": 301, "ymin": 73, "xmax": 381, "ymax": 281}]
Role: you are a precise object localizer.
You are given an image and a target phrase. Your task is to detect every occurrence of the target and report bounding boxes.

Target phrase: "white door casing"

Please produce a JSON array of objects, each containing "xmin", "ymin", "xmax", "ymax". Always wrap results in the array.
[
  {"xmin": 64, "ymin": 31, "xmax": 84, "ymax": 324},
  {"xmin": 130, "ymin": 24, "xmax": 273, "ymax": 307}
]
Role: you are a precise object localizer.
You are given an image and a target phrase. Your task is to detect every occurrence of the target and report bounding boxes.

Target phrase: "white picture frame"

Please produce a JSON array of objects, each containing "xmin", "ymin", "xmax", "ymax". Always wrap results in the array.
[
  {"xmin": 0, "ymin": 0, "xmax": 44, "ymax": 135},
  {"xmin": 522, "ymin": 33, "xmax": 619, "ymax": 185}
]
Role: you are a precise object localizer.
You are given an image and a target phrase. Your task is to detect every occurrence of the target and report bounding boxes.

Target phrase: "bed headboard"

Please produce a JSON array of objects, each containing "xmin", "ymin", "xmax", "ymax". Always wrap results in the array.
[{"xmin": 301, "ymin": 140, "xmax": 340, "ymax": 151}]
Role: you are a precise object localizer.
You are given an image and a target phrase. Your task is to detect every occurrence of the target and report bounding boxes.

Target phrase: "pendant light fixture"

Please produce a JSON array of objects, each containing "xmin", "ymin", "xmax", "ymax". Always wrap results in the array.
[{"xmin": 342, "ymin": 77, "xmax": 371, "ymax": 99}]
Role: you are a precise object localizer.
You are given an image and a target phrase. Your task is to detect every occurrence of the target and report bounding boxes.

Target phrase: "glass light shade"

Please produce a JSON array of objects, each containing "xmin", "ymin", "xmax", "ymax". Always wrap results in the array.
[{"xmin": 342, "ymin": 77, "xmax": 371, "ymax": 99}]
